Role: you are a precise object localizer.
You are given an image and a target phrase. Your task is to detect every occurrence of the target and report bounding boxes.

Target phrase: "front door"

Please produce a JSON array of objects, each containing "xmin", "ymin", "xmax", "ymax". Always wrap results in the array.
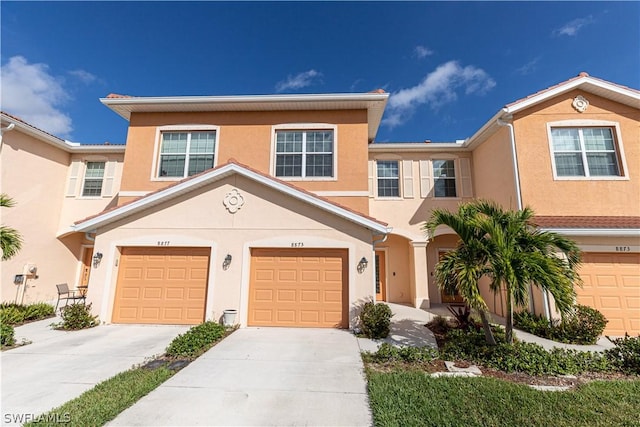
[
  {"xmin": 375, "ymin": 251, "xmax": 386, "ymax": 301},
  {"xmin": 438, "ymin": 250, "xmax": 465, "ymax": 303},
  {"xmin": 80, "ymin": 247, "xmax": 93, "ymax": 295}
]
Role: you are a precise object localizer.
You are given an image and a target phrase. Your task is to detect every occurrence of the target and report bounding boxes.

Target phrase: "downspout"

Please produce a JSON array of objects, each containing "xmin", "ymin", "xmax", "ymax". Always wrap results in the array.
[
  {"xmin": 0, "ymin": 123, "xmax": 16, "ymax": 152},
  {"xmin": 496, "ymin": 117, "xmax": 551, "ymax": 320}
]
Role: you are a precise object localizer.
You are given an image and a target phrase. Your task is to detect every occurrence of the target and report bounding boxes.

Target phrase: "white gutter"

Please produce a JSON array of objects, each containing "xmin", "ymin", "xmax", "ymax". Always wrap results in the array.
[
  {"xmin": 539, "ymin": 228, "xmax": 640, "ymax": 237},
  {"xmin": 496, "ymin": 117, "xmax": 523, "ymax": 211},
  {"xmin": 0, "ymin": 122, "xmax": 15, "ymax": 151}
]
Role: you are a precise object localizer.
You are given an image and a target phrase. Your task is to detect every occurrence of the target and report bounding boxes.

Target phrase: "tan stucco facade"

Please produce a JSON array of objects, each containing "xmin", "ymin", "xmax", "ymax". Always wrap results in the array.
[{"xmin": 86, "ymin": 173, "xmax": 377, "ymax": 327}]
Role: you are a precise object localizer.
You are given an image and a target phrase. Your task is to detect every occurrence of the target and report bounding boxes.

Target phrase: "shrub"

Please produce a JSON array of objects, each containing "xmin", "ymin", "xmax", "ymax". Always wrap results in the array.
[
  {"xmin": 0, "ymin": 306, "xmax": 25, "ymax": 325},
  {"xmin": 23, "ymin": 303, "xmax": 55, "ymax": 321},
  {"xmin": 363, "ymin": 342, "xmax": 439, "ymax": 364},
  {"xmin": 166, "ymin": 321, "xmax": 227, "ymax": 358},
  {"xmin": 515, "ymin": 305, "xmax": 608, "ymax": 345},
  {"xmin": 359, "ymin": 301, "xmax": 393, "ymax": 339},
  {"xmin": 1, "ymin": 323, "xmax": 15, "ymax": 347},
  {"xmin": 53, "ymin": 303, "xmax": 99, "ymax": 330},
  {"xmin": 606, "ymin": 334, "xmax": 640, "ymax": 375},
  {"xmin": 440, "ymin": 328, "xmax": 612, "ymax": 375}
]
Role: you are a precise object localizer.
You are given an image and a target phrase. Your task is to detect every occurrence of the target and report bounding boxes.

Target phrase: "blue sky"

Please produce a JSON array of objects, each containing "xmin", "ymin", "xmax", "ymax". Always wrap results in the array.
[{"xmin": 1, "ymin": 1, "xmax": 638, "ymax": 144}]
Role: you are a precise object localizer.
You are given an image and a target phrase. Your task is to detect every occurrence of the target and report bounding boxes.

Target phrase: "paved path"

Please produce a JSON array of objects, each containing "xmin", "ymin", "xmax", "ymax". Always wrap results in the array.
[
  {"xmin": 1, "ymin": 318, "xmax": 187, "ymax": 425},
  {"xmin": 109, "ymin": 328, "xmax": 371, "ymax": 426}
]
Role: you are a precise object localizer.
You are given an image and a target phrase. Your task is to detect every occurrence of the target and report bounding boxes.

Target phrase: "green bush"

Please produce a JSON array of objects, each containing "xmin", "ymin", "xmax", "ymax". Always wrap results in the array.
[
  {"xmin": 23, "ymin": 303, "xmax": 55, "ymax": 321},
  {"xmin": 514, "ymin": 305, "xmax": 608, "ymax": 345},
  {"xmin": 1, "ymin": 323, "xmax": 15, "ymax": 347},
  {"xmin": 0, "ymin": 306, "xmax": 25, "ymax": 325},
  {"xmin": 53, "ymin": 303, "xmax": 99, "ymax": 330},
  {"xmin": 359, "ymin": 301, "xmax": 393, "ymax": 339},
  {"xmin": 606, "ymin": 334, "xmax": 640, "ymax": 375},
  {"xmin": 166, "ymin": 321, "xmax": 227, "ymax": 358},
  {"xmin": 441, "ymin": 328, "xmax": 612, "ymax": 375},
  {"xmin": 363, "ymin": 342, "xmax": 439, "ymax": 364}
]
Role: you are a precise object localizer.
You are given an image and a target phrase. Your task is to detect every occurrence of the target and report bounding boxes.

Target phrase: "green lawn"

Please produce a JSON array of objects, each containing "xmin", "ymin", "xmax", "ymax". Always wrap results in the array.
[{"xmin": 367, "ymin": 369, "xmax": 640, "ymax": 427}]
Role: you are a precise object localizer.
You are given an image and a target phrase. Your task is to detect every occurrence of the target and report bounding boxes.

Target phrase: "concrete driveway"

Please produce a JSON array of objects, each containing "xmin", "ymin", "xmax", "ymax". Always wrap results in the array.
[
  {"xmin": 1, "ymin": 318, "xmax": 187, "ymax": 425},
  {"xmin": 109, "ymin": 328, "xmax": 372, "ymax": 426}
]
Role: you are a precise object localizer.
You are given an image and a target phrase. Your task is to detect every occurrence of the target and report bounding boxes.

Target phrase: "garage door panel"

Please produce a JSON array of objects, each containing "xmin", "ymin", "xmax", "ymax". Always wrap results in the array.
[
  {"xmin": 249, "ymin": 248, "xmax": 347, "ymax": 328},
  {"xmin": 578, "ymin": 252, "xmax": 639, "ymax": 336},
  {"xmin": 112, "ymin": 247, "xmax": 209, "ymax": 325}
]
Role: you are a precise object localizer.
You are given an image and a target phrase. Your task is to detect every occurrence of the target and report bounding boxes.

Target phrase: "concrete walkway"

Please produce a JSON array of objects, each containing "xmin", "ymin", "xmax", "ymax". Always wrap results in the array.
[
  {"xmin": 1, "ymin": 318, "xmax": 187, "ymax": 425},
  {"xmin": 109, "ymin": 328, "xmax": 371, "ymax": 427},
  {"xmin": 357, "ymin": 303, "xmax": 438, "ymax": 352}
]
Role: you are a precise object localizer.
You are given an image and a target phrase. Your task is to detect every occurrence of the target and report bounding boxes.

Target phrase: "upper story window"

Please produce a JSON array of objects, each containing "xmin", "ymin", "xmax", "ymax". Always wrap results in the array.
[
  {"xmin": 275, "ymin": 130, "xmax": 334, "ymax": 178},
  {"xmin": 433, "ymin": 159, "xmax": 457, "ymax": 197},
  {"xmin": 82, "ymin": 162, "xmax": 105, "ymax": 197},
  {"xmin": 551, "ymin": 127, "xmax": 621, "ymax": 177},
  {"xmin": 376, "ymin": 160, "xmax": 400, "ymax": 197},
  {"xmin": 158, "ymin": 131, "xmax": 216, "ymax": 178}
]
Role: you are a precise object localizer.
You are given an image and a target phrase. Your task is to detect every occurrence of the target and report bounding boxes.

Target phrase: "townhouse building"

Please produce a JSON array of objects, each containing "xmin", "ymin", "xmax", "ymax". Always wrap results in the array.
[{"xmin": 1, "ymin": 72, "xmax": 638, "ymax": 335}]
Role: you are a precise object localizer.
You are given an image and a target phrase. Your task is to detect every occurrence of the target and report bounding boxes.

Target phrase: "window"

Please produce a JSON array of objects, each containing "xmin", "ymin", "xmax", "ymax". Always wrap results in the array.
[
  {"xmin": 158, "ymin": 131, "xmax": 216, "ymax": 178},
  {"xmin": 377, "ymin": 161, "xmax": 400, "ymax": 197},
  {"xmin": 551, "ymin": 128, "xmax": 620, "ymax": 177},
  {"xmin": 82, "ymin": 162, "xmax": 105, "ymax": 197},
  {"xmin": 275, "ymin": 130, "xmax": 333, "ymax": 178},
  {"xmin": 433, "ymin": 160, "xmax": 456, "ymax": 197}
]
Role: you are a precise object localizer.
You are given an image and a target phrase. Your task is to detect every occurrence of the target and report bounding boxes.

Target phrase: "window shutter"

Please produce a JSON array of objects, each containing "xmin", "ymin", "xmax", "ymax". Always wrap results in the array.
[
  {"xmin": 458, "ymin": 158, "xmax": 473, "ymax": 197},
  {"xmin": 419, "ymin": 160, "xmax": 433, "ymax": 198},
  {"xmin": 66, "ymin": 161, "xmax": 80, "ymax": 197},
  {"xmin": 402, "ymin": 160, "xmax": 414, "ymax": 199},
  {"xmin": 102, "ymin": 161, "xmax": 116, "ymax": 197},
  {"xmin": 368, "ymin": 160, "xmax": 375, "ymax": 197}
]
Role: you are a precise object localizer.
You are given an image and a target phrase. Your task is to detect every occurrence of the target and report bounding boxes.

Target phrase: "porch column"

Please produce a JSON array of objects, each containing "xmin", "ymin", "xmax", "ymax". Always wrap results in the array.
[{"xmin": 410, "ymin": 241, "xmax": 430, "ymax": 309}]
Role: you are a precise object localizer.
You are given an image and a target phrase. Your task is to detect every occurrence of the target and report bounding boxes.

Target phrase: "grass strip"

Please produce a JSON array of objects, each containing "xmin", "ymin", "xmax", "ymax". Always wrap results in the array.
[
  {"xmin": 25, "ymin": 365, "xmax": 174, "ymax": 427},
  {"xmin": 367, "ymin": 369, "xmax": 640, "ymax": 427}
]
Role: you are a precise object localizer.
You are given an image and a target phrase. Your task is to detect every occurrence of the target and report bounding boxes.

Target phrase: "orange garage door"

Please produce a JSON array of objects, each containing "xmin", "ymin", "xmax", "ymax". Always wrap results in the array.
[
  {"xmin": 577, "ymin": 252, "xmax": 640, "ymax": 336},
  {"xmin": 249, "ymin": 248, "xmax": 348, "ymax": 328},
  {"xmin": 112, "ymin": 247, "xmax": 210, "ymax": 325}
]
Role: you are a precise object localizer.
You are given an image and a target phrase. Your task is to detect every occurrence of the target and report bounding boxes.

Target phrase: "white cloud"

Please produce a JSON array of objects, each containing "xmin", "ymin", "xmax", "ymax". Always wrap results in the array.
[
  {"xmin": 515, "ymin": 57, "xmax": 541, "ymax": 75},
  {"xmin": 413, "ymin": 45, "xmax": 434, "ymax": 59},
  {"xmin": 275, "ymin": 70, "xmax": 323, "ymax": 92},
  {"xmin": 68, "ymin": 69, "xmax": 97, "ymax": 84},
  {"xmin": 1, "ymin": 56, "xmax": 73, "ymax": 136},
  {"xmin": 383, "ymin": 61, "xmax": 496, "ymax": 128},
  {"xmin": 553, "ymin": 16, "xmax": 594, "ymax": 37}
]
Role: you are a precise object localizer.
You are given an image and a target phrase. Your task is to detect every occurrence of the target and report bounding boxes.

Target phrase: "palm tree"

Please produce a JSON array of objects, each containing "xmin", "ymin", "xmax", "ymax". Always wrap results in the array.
[
  {"xmin": 1, "ymin": 194, "xmax": 23, "ymax": 261},
  {"xmin": 472, "ymin": 201, "xmax": 581, "ymax": 343},
  {"xmin": 426, "ymin": 200, "xmax": 582, "ymax": 345},
  {"xmin": 425, "ymin": 204, "xmax": 497, "ymax": 345}
]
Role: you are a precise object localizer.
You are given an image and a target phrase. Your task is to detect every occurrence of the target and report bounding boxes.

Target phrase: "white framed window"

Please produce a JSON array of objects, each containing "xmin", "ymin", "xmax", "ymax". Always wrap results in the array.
[
  {"xmin": 433, "ymin": 159, "xmax": 457, "ymax": 197},
  {"xmin": 376, "ymin": 160, "xmax": 400, "ymax": 197},
  {"xmin": 82, "ymin": 162, "xmax": 105, "ymax": 197},
  {"xmin": 274, "ymin": 129, "xmax": 334, "ymax": 178},
  {"xmin": 551, "ymin": 127, "xmax": 621, "ymax": 177},
  {"xmin": 157, "ymin": 130, "xmax": 216, "ymax": 178}
]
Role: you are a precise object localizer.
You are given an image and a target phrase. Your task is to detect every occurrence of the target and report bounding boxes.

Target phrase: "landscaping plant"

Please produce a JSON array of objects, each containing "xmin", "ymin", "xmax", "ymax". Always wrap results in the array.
[
  {"xmin": 1, "ymin": 323, "xmax": 16, "ymax": 347},
  {"xmin": 166, "ymin": 321, "xmax": 227, "ymax": 358},
  {"xmin": 0, "ymin": 302, "xmax": 55, "ymax": 326},
  {"xmin": 359, "ymin": 300, "xmax": 393, "ymax": 339},
  {"xmin": 53, "ymin": 303, "xmax": 99, "ymax": 330},
  {"xmin": 605, "ymin": 334, "xmax": 640, "ymax": 375},
  {"xmin": 515, "ymin": 305, "xmax": 608, "ymax": 345}
]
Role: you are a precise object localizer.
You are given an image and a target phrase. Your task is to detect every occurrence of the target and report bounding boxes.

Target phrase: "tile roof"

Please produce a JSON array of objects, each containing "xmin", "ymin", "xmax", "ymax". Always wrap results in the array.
[
  {"xmin": 74, "ymin": 159, "xmax": 388, "ymax": 228},
  {"xmin": 1, "ymin": 111, "xmax": 65, "ymax": 142},
  {"xmin": 533, "ymin": 216, "xmax": 640, "ymax": 229},
  {"xmin": 105, "ymin": 93, "xmax": 135, "ymax": 99}
]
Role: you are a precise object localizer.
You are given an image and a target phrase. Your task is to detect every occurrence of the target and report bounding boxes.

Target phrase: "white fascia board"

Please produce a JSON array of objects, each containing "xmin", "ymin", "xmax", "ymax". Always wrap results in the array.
[
  {"xmin": 463, "ymin": 109, "xmax": 506, "ymax": 149},
  {"xmin": 369, "ymin": 143, "xmax": 469, "ymax": 152},
  {"xmin": 539, "ymin": 228, "xmax": 640, "ymax": 237},
  {"xmin": 73, "ymin": 163, "xmax": 389, "ymax": 234}
]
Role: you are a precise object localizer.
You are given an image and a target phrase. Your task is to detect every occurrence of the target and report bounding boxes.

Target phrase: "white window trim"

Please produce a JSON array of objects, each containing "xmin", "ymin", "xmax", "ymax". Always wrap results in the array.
[
  {"xmin": 270, "ymin": 123, "xmax": 338, "ymax": 181},
  {"xmin": 432, "ymin": 158, "xmax": 459, "ymax": 199},
  {"xmin": 546, "ymin": 120, "xmax": 629, "ymax": 181},
  {"xmin": 374, "ymin": 158, "xmax": 402, "ymax": 200},
  {"xmin": 79, "ymin": 156, "xmax": 108, "ymax": 199},
  {"xmin": 151, "ymin": 124, "xmax": 220, "ymax": 182}
]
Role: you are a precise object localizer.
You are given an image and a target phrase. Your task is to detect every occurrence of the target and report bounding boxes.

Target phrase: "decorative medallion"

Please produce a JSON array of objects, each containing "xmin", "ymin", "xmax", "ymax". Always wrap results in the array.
[
  {"xmin": 223, "ymin": 189, "xmax": 245, "ymax": 213},
  {"xmin": 572, "ymin": 95, "xmax": 589, "ymax": 113}
]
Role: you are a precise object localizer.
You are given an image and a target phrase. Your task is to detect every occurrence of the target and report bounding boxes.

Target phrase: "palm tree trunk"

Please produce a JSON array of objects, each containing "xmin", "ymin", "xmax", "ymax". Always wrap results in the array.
[
  {"xmin": 478, "ymin": 310, "xmax": 497, "ymax": 346},
  {"xmin": 505, "ymin": 291, "xmax": 514, "ymax": 344}
]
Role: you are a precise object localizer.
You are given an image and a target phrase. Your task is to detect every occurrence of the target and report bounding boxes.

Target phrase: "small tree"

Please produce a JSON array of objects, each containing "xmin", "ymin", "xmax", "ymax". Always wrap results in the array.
[{"xmin": 0, "ymin": 194, "xmax": 22, "ymax": 261}]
